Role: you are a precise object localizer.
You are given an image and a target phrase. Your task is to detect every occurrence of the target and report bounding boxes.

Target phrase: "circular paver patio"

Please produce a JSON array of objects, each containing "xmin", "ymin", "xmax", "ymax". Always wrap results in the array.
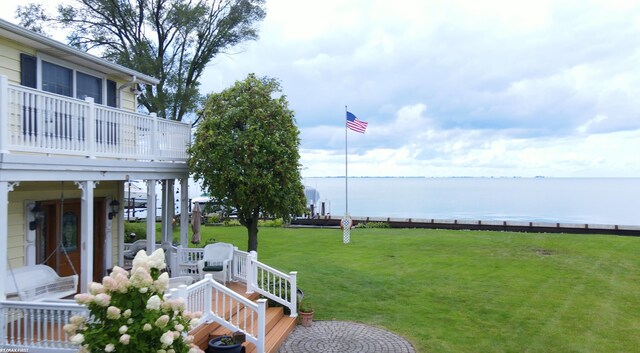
[{"xmin": 277, "ymin": 321, "xmax": 416, "ymax": 353}]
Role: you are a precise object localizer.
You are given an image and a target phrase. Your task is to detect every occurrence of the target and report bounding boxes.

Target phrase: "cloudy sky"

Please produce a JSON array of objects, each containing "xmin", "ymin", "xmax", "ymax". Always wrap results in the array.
[{"xmin": 4, "ymin": 0, "xmax": 640, "ymax": 177}]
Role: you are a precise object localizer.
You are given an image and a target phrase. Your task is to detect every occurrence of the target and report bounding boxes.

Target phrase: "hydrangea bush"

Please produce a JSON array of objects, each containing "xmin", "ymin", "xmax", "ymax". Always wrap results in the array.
[{"xmin": 64, "ymin": 249, "xmax": 204, "ymax": 353}]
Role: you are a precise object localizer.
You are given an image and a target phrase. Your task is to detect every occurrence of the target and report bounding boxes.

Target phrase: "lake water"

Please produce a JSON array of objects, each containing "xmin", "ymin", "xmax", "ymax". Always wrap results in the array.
[{"xmin": 303, "ymin": 177, "xmax": 640, "ymax": 226}]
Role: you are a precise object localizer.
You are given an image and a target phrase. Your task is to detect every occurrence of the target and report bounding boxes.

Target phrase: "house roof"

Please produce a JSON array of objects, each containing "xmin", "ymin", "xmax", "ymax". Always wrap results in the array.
[{"xmin": 0, "ymin": 18, "xmax": 160, "ymax": 85}]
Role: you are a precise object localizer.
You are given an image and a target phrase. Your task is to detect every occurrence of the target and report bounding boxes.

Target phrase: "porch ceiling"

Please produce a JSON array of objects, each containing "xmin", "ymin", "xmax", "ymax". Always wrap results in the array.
[{"xmin": 0, "ymin": 153, "xmax": 188, "ymax": 182}]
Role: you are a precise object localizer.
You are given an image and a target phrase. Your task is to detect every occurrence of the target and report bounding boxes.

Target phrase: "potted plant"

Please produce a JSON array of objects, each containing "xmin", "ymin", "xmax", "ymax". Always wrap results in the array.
[
  {"xmin": 298, "ymin": 300, "xmax": 314, "ymax": 327},
  {"xmin": 207, "ymin": 335, "xmax": 243, "ymax": 353}
]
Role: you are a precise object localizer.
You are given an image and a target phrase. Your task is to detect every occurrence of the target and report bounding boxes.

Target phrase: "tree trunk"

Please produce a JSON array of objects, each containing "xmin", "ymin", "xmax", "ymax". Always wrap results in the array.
[{"xmin": 247, "ymin": 210, "xmax": 260, "ymax": 252}]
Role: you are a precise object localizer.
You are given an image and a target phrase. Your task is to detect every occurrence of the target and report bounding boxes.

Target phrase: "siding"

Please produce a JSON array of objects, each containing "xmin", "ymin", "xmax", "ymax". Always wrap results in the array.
[
  {"xmin": 7, "ymin": 181, "xmax": 119, "ymax": 269},
  {"xmin": 0, "ymin": 37, "xmax": 36, "ymax": 84}
]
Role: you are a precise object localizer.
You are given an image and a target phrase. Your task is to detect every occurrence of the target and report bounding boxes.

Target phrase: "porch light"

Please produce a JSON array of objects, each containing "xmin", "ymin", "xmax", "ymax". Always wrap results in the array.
[
  {"xmin": 108, "ymin": 200, "xmax": 120, "ymax": 220},
  {"xmin": 29, "ymin": 204, "xmax": 45, "ymax": 230}
]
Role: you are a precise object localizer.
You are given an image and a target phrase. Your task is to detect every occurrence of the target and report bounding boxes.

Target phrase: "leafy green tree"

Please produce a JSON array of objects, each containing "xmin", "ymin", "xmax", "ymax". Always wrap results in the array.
[
  {"xmin": 188, "ymin": 74, "xmax": 306, "ymax": 251},
  {"xmin": 16, "ymin": 0, "xmax": 266, "ymax": 121}
]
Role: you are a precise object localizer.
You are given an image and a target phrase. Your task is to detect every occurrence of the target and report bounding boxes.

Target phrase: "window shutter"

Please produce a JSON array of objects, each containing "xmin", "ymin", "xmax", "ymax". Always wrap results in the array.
[
  {"xmin": 107, "ymin": 80, "xmax": 117, "ymax": 107},
  {"xmin": 20, "ymin": 54, "xmax": 37, "ymax": 88}
]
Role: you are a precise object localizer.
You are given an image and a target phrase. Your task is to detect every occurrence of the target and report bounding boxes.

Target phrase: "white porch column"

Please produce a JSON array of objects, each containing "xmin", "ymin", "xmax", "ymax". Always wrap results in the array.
[
  {"xmin": 146, "ymin": 179, "xmax": 157, "ymax": 253},
  {"xmin": 76, "ymin": 181, "xmax": 97, "ymax": 293},
  {"xmin": 161, "ymin": 180, "xmax": 173, "ymax": 244},
  {"xmin": 118, "ymin": 180, "xmax": 125, "ymax": 266},
  {"xmin": 0, "ymin": 181, "xmax": 19, "ymax": 300},
  {"xmin": 167, "ymin": 179, "xmax": 175, "ymax": 243},
  {"xmin": 179, "ymin": 178, "xmax": 189, "ymax": 248},
  {"xmin": 104, "ymin": 198, "xmax": 113, "ymax": 271}
]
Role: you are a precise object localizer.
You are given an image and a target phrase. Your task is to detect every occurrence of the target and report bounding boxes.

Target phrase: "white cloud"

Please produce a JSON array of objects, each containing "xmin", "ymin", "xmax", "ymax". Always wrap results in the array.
[{"xmin": 3, "ymin": 0, "xmax": 640, "ymax": 177}]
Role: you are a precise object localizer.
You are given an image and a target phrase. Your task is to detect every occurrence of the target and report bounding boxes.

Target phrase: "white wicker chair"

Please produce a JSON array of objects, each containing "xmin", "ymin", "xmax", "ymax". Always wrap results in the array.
[{"xmin": 197, "ymin": 243, "xmax": 234, "ymax": 285}]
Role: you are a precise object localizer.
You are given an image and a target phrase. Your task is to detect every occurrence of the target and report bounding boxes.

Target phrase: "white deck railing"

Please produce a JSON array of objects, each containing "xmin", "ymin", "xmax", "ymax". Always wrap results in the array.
[
  {"xmin": 173, "ymin": 246, "xmax": 298, "ymax": 316},
  {"xmin": 167, "ymin": 275, "xmax": 267, "ymax": 353},
  {"xmin": 247, "ymin": 252, "xmax": 298, "ymax": 317},
  {"xmin": 0, "ymin": 300, "xmax": 87, "ymax": 352},
  {"xmin": 0, "ymin": 76, "xmax": 190, "ymax": 161}
]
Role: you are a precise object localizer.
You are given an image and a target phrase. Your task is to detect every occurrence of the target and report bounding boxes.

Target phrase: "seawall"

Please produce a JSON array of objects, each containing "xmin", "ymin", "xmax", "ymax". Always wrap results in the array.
[{"xmin": 290, "ymin": 216, "xmax": 640, "ymax": 237}]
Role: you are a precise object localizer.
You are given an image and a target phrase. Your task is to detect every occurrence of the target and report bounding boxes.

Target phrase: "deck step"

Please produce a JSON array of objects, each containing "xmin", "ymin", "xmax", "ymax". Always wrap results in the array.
[
  {"xmin": 190, "ymin": 284, "xmax": 297, "ymax": 353},
  {"xmin": 244, "ymin": 315, "xmax": 297, "ymax": 353}
]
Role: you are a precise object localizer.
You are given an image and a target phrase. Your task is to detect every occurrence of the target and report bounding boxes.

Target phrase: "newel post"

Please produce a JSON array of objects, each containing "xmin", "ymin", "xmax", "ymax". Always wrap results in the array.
[
  {"xmin": 0, "ymin": 75, "xmax": 9, "ymax": 154},
  {"xmin": 204, "ymin": 274, "xmax": 214, "ymax": 320},
  {"xmin": 289, "ymin": 271, "xmax": 298, "ymax": 317},
  {"xmin": 245, "ymin": 251, "xmax": 257, "ymax": 294},
  {"xmin": 85, "ymin": 97, "xmax": 96, "ymax": 158},
  {"xmin": 256, "ymin": 298, "xmax": 267, "ymax": 353}
]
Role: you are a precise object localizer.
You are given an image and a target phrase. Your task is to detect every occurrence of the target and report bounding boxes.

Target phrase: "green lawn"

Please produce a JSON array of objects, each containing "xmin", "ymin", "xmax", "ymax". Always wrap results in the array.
[{"xmin": 188, "ymin": 226, "xmax": 640, "ymax": 353}]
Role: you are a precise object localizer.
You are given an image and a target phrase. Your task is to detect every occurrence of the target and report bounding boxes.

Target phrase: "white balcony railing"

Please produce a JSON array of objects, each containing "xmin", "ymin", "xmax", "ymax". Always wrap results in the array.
[
  {"xmin": 0, "ymin": 75, "xmax": 190, "ymax": 161},
  {"xmin": 0, "ymin": 299, "xmax": 87, "ymax": 352}
]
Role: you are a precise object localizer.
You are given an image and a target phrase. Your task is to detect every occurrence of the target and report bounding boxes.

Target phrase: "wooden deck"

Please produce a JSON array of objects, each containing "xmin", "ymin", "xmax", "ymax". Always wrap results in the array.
[{"xmin": 191, "ymin": 282, "xmax": 297, "ymax": 353}]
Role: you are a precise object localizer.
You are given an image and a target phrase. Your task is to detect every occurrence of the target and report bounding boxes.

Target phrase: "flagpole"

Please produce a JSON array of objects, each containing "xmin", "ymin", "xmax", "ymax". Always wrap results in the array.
[
  {"xmin": 345, "ymin": 105, "xmax": 348, "ymax": 216},
  {"xmin": 342, "ymin": 105, "xmax": 351, "ymax": 244}
]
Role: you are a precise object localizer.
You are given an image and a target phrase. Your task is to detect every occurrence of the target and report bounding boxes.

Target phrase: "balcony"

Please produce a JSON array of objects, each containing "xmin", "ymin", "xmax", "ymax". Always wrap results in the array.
[{"xmin": 0, "ymin": 75, "xmax": 190, "ymax": 163}]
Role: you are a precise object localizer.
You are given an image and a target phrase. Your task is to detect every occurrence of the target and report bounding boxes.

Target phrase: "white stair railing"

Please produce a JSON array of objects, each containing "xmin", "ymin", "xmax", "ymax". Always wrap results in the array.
[
  {"xmin": 245, "ymin": 251, "xmax": 298, "ymax": 318},
  {"xmin": 167, "ymin": 275, "xmax": 266, "ymax": 353}
]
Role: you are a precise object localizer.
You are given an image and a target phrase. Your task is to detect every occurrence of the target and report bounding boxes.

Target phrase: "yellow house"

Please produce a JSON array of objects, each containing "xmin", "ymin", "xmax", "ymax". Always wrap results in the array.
[
  {"xmin": 0, "ymin": 19, "xmax": 299, "ymax": 353},
  {"xmin": 0, "ymin": 17, "xmax": 192, "ymax": 297}
]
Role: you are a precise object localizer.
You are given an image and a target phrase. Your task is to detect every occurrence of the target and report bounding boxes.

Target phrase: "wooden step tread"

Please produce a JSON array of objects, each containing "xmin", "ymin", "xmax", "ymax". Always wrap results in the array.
[{"xmin": 244, "ymin": 316, "xmax": 297, "ymax": 353}]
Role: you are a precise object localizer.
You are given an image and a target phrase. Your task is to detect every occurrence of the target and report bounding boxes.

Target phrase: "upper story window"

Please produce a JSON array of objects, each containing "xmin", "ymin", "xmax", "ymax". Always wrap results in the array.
[
  {"xmin": 77, "ymin": 71, "xmax": 103, "ymax": 104},
  {"xmin": 42, "ymin": 61, "xmax": 73, "ymax": 97},
  {"xmin": 20, "ymin": 53, "xmax": 115, "ymax": 107}
]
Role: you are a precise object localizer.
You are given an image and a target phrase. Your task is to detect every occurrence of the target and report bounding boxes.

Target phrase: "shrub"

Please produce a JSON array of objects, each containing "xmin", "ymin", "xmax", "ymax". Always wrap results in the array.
[
  {"xmin": 354, "ymin": 221, "xmax": 390, "ymax": 229},
  {"xmin": 66, "ymin": 249, "xmax": 202, "ymax": 353},
  {"xmin": 223, "ymin": 219, "xmax": 242, "ymax": 227},
  {"xmin": 259, "ymin": 218, "xmax": 284, "ymax": 227}
]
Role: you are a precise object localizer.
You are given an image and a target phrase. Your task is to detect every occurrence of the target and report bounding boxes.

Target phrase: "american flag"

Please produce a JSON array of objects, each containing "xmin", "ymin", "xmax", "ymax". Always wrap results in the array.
[{"xmin": 346, "ymin": 111, "xmax": 368, "ymax": 133}]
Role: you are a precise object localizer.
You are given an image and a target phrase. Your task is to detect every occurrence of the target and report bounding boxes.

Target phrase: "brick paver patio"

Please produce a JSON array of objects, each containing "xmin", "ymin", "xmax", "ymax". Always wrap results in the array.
[{"xmin": 277, "ymin": 321, "xmax": 416, "ymax": 353}]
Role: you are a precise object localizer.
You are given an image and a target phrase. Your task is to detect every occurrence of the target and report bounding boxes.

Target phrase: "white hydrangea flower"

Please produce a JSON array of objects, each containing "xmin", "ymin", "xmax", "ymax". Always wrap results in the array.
[
  {"xmin": 74, "ymin": 293, "xmax": 94, "ymax": 305},
  {"xmin": 160, "ymin": 331, "xmax": 174, "ymax": 346},
  {"xmin": 154, "ymin": 272, "xmax": 170, "ymax": 292},
  {"xmin": 106, "ymin": 306, "xmax": 121, "ymax": 320},
  {"xmin": 88, "ymin": 282, "xmax": 105, "ymax": 295},
  {"xmin": 94, "ymin": 293, "xmax": 111, "ymax": 307},
  {"xmin": 120, "ymin": 334, "xmax": 131, "ymax": 345},
  {"xmin": 70, "ymin": 333, "xmax": 84, "ymax": 344},
  {"xmin": 146, "ymin": 295, "xmax": 162, "ymax": 310},
  {"xmin": 70, "ymin": 315, "xmax": 86, "ymax": 325},
  {"xmin": 130, "ymin": 267, "xmax": 154, "ymax": 288},
  {"xmin": 63, "ymin": 323, "xmax": 77, "ymax": 335},
  {"xmin": 105, "ymin": 343, "xmax": 115, "ymax": 352},
  {"xmin": 143, "ymin": 323, "xmax": 153, "ymax": 331},
  {"xmin": 155, "ymin": 314, "xmax": 170, "ymax": 328},
  {"xmin": 132, "ymin": 249, "xmax": 150, "ymax": 272},
  {"xmin": 175, "ymin": 324, "xmax": 184, "ymax": 332},
  {"xmin": 148, "ymin": 248, "xmax": 167, "ymax": 270},
  {"xmin": 119, "ymin": 325, "xmax": 128, "ymax": 334},
  {"xmin": 123, "ymin": 309, "xmax": 132, "ymax": 318},
  {"xmin": 103, "ymin": 276, "xmax": 119, "ymax": 291}
]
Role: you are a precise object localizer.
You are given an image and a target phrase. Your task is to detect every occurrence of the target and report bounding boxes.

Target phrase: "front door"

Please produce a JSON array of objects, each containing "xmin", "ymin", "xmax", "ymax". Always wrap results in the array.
[{"xmin": 38, "ymin": 198, "xmax": 106, "ymax": 290}]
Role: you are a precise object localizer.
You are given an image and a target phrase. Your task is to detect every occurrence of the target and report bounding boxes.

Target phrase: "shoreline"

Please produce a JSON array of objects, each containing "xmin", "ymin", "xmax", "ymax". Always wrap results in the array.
[{"xmin": 291, "ymin": 216, "xmax": 640, "ymax": 237}]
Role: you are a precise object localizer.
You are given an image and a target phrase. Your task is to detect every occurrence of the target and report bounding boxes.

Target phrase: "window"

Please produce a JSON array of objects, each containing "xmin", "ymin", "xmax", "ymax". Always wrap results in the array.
[
  {"xmin": 42, "ymin": 61, "xmax": 73, "ymax": 97},
  {"xmin": 20, "ymin": 55, "xmax": 117, "ymax": 107},
  {"xmin": 20, "ymin": 54, "xmax": 37, "ymax": 89},
  {"xmin": 77, "ymin": 71, "xmax": 103, "ymax": 104},
  {"xmin": 107, "ymin": 80, "xmax": 117, "ymax": 107}
]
